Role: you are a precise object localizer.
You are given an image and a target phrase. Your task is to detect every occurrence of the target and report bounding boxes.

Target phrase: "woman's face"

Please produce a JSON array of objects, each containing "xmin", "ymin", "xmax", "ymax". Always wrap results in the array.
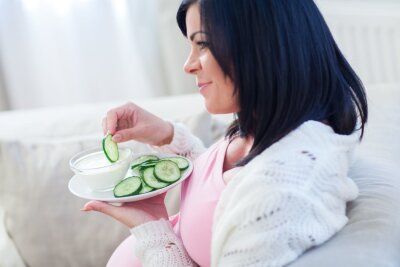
[{"xmin": 183, "ymin": 4, "xmax": 239, "ymax": 114}]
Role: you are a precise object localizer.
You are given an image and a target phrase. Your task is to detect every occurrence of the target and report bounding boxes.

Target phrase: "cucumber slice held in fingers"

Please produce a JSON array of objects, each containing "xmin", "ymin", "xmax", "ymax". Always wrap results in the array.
[
  {"xmin": 113, "ymin": 176, "xmax": 142, "ymax": 197},
  {"xmin": 102, "ymin": 134, "xmax": 119, "ymax": 163}
]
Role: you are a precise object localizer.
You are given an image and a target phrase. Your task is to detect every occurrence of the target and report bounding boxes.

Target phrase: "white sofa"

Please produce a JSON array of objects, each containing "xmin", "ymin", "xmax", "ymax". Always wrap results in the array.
[{"xmin": 1, "ymin": 83, "xmax": 400, "ymax": 267}]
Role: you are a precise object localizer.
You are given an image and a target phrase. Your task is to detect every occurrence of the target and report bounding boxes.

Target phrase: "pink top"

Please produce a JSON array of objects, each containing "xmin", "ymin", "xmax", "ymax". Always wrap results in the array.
[
  {"xmin": 172, "ymin": 138, "xmax": 229, "ymax": 267},
  {"xmin": 106, "ymin": 138, "xmax": 230, "ymax": 267}
]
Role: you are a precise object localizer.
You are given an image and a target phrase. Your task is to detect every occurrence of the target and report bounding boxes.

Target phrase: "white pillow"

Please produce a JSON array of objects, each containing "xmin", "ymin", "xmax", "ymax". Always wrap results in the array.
[
  {"xmin": 290, "ymin": 84, "xmax": 400, "ymax": 266},
  {"xmin": 0, "ymin": 208, "xmax": 26, "ymax": 267},
  {"xmin": 0, "ymin": 136, "xmax": 132, "ymax": 267},
  {"xmin": 357, "ymin": 83, "xmax": 400, "ymax": 165},
  {"xmin": 0, "ymin": 96, "xmax": 214, "ymax": 267}
]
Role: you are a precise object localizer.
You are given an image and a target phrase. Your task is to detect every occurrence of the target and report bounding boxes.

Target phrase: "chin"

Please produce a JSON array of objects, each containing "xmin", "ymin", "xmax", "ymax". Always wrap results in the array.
[
  {"xmin": 204, "ymin": 101, "xmax": 237, "ymax": 115},
  {"xmin": 204, "ymin": 101, "xmax": 219, "ymax": 114}
]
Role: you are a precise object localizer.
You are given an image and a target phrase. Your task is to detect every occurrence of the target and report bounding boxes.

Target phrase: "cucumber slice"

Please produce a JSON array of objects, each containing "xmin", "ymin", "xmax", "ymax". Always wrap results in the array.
[
  {"xmin": 131, "ymin": 165, "xmax": 141, "ymax": 174},
  {"xmin": 164, "ymin": 157, "xmax": 189, "ymax": 170},
  {"xmin": 143, "ymin": 167, "xmax": 169, "ymax": 189},
  {"xmin": 102, "ymin": 134, "xmax": 119, "ymax": 163},
  {"xmin": 132, "ymin": 163, "xmax": 155, "ymax": 175},
  {"xmin": 138, "ymin": 179, "xmax": 154, "ymax": 194},
  {"xmin": 113, "ymin": 176, "xmax": 142, "ymax": 197},
  {"xmin": 154, "ymin": 160, "xmax": 181, "ymax": 183},
  {"xmin": 131, "ymin": 155, "xmax": 159, "ymax": 169},
  {"xmin": 139, "ymin": 161, "xmax": 158, "ymax": 168},
  {"xmin": 137, "ymin": 165, "xmax": 154, "ymax": 174}
]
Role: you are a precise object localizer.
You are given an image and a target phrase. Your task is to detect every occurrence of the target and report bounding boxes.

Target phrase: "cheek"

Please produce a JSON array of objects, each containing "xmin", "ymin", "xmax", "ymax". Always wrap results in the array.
[
  {"xmin": 200, "ymin": 53, "xmax": 210, "ymax": 69},
  {"xmin": 213, "ymin": 85, "xmax": 239, "ymax": 113},
  {"xmin": 224, "ymin": 84, "xmax": 240, "ymax": 112}
]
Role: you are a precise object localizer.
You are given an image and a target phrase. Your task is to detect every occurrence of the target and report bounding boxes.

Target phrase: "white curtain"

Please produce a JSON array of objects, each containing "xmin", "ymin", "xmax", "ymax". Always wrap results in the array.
[
  {"xmin": 0, "ymin": 0, "xmax": 195, "ymax": 110},
  {"xmin": 0, "ymin": 64, "xmax": 7, "ymax": 110}
]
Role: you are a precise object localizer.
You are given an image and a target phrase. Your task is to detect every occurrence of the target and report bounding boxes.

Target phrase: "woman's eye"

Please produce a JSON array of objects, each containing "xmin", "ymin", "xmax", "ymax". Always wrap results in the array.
[{"xmin": 196, "ymin": 41, "xmax": 209, "ymax": 50}]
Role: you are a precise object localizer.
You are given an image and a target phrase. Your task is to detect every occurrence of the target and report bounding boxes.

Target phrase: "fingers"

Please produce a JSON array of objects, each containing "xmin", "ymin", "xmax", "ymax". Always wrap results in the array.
[
  {"xmin": 81, "ymin": 201, "xmax": 122, "ymax": 220},
  {"xmin": 81, "ymin": 200, "xmax": 108, "ymax": 212},
  {"xmin": 112, "ymin": 128, "xmax": 137, "ymax": 143},
  {"xmin": 102, "ymin": 117, "xmax": 107, "ymax": 135},
  {"xmin": 103, "ymin": 103, "xmax": 135, "ymax": 138},
  {"xmin": 102, "ymin": 113, "xmax": 117, "ymax": 136},
  {"xmin": 106, "ymin": 110, "xmax": 119, "ymax": 135},
  {"xmin": 81, "ymin": 197, "xmax": 168, "ymax": 229}
]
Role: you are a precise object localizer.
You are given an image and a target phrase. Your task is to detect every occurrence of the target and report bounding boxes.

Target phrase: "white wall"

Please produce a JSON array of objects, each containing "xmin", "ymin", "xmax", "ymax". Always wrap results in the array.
[
  {"xmin": 0, "ymin": 0, "xmax": 399, "ymax": 110},
  {"xmin": 0, "ymin": 60, "xmax": 8, "ymax": 110},
  {"xmin": 0, "ymin": 0, "xmax": 196, "ymax": 110},
  {"xmin": 316, "ymin": 0, "xmax": 400, "ymax": 85}
]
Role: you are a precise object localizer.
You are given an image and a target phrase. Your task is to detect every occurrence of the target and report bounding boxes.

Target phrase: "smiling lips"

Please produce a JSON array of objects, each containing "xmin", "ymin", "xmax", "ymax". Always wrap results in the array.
[{"xmin": 197, "ymin": 82, "xmax": 212, "ymax": 91}]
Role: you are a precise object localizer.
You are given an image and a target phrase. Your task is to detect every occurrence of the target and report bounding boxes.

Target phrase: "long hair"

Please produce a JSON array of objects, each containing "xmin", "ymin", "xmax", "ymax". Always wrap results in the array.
[{"xmin": 177, "ymin": 0, "xmax": 368, "ymax": 166}]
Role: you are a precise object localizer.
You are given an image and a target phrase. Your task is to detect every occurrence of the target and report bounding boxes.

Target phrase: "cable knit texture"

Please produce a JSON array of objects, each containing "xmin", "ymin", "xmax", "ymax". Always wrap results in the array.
[
  {"xmin": 130, "ymin": 219, "xmax": 196, "ymax": 266},
  {"xmin": 149, "ymin": 122, "xmax": 206, "ymax": 160},
  {"xmin": 132, "ymin": 120, "xmax": 360, "ymax": 267}
]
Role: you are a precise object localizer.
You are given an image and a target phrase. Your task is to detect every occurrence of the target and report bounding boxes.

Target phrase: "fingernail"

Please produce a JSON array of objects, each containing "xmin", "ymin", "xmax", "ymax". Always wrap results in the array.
[
  {"xmin": 113, "ymin": 134, "xmax": 121, "ymax": 142},
  {"xmin": 80, "ymin": 206, "xmax": 92, "ymax": 212}
]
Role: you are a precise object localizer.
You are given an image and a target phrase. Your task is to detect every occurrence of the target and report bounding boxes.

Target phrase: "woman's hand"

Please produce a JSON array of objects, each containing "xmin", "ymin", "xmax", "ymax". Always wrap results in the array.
[
  {"xmin": 102, "ymin": 102, "xmax": 174, "ymax": 146},
  {"xmin": 81, "ymin": 193, "xmax": 169, "ymax": 228}
]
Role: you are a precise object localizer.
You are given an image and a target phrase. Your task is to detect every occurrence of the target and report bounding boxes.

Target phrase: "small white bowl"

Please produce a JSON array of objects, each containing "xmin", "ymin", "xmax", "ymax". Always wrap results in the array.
[{"xmin": 69, "ymin": 147, "xmax": 132, "ymax": 191}]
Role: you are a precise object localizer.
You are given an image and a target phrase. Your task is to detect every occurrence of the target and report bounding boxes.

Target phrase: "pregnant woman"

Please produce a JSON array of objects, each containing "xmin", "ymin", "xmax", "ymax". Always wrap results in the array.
[{"xmin": 81, "ymin": 0, "xmax": 368, "ymax": 266}]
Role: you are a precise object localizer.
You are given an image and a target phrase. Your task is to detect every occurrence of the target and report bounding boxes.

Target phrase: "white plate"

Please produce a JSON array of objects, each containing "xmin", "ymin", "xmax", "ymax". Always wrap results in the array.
[{"xmin": 68, "ymin": 154, "xmax": 193, "ymax": 203}]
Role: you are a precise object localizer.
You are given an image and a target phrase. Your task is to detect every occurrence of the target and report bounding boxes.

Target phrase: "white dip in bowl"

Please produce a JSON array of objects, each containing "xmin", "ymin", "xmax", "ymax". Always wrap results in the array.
[{"xmin": 70, "ymin": 147, "xmax": 132, "ymax": 191}]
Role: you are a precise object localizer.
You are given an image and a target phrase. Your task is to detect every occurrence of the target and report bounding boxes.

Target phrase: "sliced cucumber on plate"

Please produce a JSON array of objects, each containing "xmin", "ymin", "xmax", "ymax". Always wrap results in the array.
[
  {"xmin": 113, "ymin": 176, "xmax": 142, "ymax": 197},
  {"xmin": 143, "ymin": 167, "xmax": 169, "ymax": 189},
  {"xmin": 131, "ymin": 155, "xmax": 159, "ymax": 169},
  {"xmin": 138, "ymin": 179, "xmax": 154, "ymax": 194},
  {"xmin": 154, "ymin": 160, "xmax": 181, "ymax": 183},
  {"xmin": 112, "ymin": 154, "xmax": 190, "ymax": 198},
  {"xmin": 164, "ymin": 157, "xmax": 189, "ymax": 170}
]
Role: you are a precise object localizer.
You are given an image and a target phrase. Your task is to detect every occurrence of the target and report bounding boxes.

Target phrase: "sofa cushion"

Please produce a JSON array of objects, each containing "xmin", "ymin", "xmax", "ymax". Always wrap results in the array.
[
  {"xmin": 289, "ymin": 84, "xmax": 400, "ymax": 266},
  {"xmin": 0, "ymin": 138, "xmax": 130, "ymax": 267},
  {"xmin": 0, "ymin": 209, "xmax": 26, "ymax": 267},
  {"xmin": 289, "ymin": 157, "xmax": 400, "ymax": 267},
  {"xmin": 0, "ymin": 94, "xmax": 212, "ymax": 267}
]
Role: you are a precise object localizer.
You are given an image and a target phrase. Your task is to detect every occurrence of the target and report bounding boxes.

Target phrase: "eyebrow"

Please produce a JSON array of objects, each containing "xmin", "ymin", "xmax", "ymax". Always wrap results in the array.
[{"xmin": 189, "ymin": 31, "xmax": 207, "ymax": 41}]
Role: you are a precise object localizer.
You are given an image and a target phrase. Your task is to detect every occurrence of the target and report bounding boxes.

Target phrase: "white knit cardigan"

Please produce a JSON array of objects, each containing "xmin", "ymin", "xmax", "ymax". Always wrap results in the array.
[{"xmin": 130, "ymin": 120, "xmax": 359, "ymax": 267}]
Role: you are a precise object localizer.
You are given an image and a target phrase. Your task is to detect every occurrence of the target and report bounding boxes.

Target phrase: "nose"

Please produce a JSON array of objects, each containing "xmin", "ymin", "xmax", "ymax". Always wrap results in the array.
[{"xmin": 183, "ymin": 50, "xmax": 201, "ymax": 75}]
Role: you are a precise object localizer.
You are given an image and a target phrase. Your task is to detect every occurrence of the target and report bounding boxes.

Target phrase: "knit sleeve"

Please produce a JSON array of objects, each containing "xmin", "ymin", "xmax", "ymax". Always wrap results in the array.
[
  {"xmin": 212, "ymin": 188, "xmax": 351, "ymax": 267},
  {"xmin": 130, "ymin": 219, "xmax": 198, "ymax": 267},
  {"xmin": 149, "ymin": 122, "xmax": 206, "ymax": 161}
]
